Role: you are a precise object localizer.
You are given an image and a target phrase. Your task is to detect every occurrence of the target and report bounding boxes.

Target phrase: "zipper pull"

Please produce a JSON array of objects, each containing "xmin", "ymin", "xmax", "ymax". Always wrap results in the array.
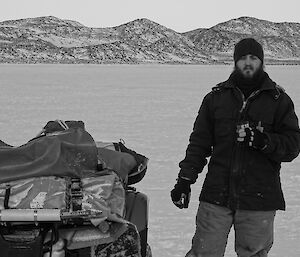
[
  {"xmin": 240, "ymin": 100, "xmax": 247, "ymax": 113},
  {"xmin": 236, "ymin": 87, "xmax": 247, "ymax": 113}
]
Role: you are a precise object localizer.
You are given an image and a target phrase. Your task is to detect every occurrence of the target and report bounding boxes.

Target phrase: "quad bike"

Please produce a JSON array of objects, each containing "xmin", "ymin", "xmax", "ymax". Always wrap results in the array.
[{"xmin": 0, "ymin": 120, "xmax": 152, "ymax": 257}]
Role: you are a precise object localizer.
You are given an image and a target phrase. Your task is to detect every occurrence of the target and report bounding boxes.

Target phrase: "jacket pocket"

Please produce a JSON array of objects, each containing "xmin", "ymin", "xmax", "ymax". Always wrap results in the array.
[
  {"xmin": 214, "ymin": 109, "xmax": 235, "ymax": 138},
  {"xmin": 248, "ymin": 111, "xmax": 274, "ymax": 132}
]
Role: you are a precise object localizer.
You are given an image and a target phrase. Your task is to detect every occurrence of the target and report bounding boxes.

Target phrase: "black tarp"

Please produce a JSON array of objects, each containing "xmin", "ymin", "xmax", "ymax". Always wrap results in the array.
[{"xmin": 0, "ymin": 128, "xmax": 98, "ymax": 183}]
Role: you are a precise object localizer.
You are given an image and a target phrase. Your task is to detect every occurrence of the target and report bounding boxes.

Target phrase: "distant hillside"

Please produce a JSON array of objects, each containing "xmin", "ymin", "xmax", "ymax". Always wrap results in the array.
[
  {"xmin": 183, "ymin": 16, "xmax": 300, "ymax": 64},
  {"xmin": 0, "ymin": 16, "xmax": 299, "ymax": 64}
]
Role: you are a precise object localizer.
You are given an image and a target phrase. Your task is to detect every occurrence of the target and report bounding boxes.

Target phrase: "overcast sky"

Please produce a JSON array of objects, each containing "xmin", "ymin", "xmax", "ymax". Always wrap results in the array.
[{"xmin": 1, "ymin": 0, "xmax": 300, "ymax": 32}]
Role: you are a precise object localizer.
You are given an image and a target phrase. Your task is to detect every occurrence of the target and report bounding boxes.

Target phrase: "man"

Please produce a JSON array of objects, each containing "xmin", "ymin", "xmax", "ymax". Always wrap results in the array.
[{"xmin": 171, "ymin": 38, "xmax": 300, "ymax": 257}]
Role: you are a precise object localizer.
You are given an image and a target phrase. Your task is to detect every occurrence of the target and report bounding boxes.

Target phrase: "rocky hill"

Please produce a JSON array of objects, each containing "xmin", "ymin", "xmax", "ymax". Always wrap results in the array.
[
  {"xmin": 0, "ymin": 16, "xmax": 299, "ymax": 64},
  {"xmin": 183, "ymin": 16, "xmax": 300, "ymax": 64}
]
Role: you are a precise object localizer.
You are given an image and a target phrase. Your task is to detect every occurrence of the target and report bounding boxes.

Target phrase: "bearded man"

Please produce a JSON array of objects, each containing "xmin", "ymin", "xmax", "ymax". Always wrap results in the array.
[{"xmin": 171, "ymin": 38, "xmax": 300, "ymax": 257}]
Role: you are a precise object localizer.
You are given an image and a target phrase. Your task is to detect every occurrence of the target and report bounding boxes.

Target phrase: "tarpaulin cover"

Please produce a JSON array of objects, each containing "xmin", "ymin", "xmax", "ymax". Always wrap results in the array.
[
  {"xmin": 0, "ymin": 128, "xmax": 98, "ymax": 183},
  {"xmin": 0, "ymin": 176, "xmax": 68, "ymax": 210},
  {"xmin": 96, "ymin": 141, "xmax": 148, "ymax": 185},
  {"xmin": 0, "ymin": 171, "xmax": 125, "ymax": 223},
  {"xmin": 81, "ymin": 172, "xmax": 125, "ymax": 223},
  {"xmin": 96, "ymin": 146, "xmax": 136, "ymax": 181}
]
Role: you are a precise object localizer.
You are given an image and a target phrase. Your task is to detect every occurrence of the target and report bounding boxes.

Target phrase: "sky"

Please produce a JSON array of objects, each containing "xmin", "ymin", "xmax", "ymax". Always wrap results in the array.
[{"xmin": 1, "ymin": 0, "xmax": 300, "ymax": 32}]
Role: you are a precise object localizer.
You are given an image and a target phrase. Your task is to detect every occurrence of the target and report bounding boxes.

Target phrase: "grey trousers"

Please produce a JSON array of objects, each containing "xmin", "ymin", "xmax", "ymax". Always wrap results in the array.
[{"xmin": 186, "ymin": 202, "xmax": 276, "ymax": 257}]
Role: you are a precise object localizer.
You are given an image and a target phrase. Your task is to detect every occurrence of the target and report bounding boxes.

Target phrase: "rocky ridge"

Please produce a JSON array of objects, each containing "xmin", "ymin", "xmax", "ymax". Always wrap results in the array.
[{"xmin": 0, "ymin": 16, "xmax": 299, "ymax": 64}]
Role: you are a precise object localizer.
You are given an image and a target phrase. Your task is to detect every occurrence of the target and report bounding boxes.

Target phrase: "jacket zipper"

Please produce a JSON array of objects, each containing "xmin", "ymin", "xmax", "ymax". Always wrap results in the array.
[
  {"xmin": 229, "ymin": 88, "xmax": 261, "ymax": 209},
  {"xmin": 238, "ymin": 88, "xmax": 261, "ymax": 114}
]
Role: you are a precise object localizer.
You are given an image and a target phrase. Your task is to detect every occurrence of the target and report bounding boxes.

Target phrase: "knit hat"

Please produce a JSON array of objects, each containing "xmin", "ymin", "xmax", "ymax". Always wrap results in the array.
[{"xmin": 233, "ymin": 38, "xmax": 264, "ymax": 63}]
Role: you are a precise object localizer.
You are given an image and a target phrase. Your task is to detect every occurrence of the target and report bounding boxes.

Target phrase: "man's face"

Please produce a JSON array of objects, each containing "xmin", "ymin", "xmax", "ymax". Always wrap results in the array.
[{"xmin": 236, "ymin": 54, "xmax": 262, "ymax": 79}]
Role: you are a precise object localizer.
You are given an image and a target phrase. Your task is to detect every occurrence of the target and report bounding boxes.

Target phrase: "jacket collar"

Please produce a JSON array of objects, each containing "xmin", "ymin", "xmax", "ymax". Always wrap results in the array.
[{"xmin": 222, "ymin": 72, "xmax": 282, "ymax": 100}]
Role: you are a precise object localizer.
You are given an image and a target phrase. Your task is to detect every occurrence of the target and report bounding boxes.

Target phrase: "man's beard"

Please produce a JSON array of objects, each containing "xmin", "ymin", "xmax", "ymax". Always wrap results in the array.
[{"xmin": 234, "ymin": 64, "xmax": 265, "ymax": 85}]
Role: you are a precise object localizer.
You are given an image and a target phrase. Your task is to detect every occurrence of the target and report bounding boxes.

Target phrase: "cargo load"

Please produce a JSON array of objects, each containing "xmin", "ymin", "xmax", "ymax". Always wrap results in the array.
[{"xmin": 0, "ymin": 120, "xmax": 151, "ymax": 257}]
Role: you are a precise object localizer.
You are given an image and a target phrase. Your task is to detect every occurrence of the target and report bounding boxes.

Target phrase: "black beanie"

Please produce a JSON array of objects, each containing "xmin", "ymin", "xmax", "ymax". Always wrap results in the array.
[{"xmin": 234, "ymin": 38, "xmax": 264, "ymax": 63}]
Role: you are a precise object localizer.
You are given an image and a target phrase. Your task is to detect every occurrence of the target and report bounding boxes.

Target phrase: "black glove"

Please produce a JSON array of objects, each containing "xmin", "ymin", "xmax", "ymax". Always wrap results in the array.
[
  {"xmin": 237, "ymin": 126, "xmax": 268, "ymax": 150},
  {"xmin": 171, "ymin": 178, "xmax": 191, "ymax": 209}
]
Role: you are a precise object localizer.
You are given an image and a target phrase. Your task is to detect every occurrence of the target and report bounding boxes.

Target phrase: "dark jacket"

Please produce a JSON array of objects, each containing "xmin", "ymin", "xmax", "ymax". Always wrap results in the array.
[{"xmin": 179, "ymin": 73, "xmax": 300, "ymax": 211}]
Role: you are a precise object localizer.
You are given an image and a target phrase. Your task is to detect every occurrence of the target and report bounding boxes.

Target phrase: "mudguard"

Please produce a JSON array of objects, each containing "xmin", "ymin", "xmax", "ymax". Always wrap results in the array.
[{"xmin": 125, "ymin": 188, "xmax": 149, "ymax": 257}]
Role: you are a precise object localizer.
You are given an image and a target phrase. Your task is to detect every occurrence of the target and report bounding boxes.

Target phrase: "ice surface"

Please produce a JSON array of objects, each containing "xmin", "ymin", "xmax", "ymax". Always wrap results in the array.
[{"xmin": 0, "ymin": 64, "xmax": 299, "ymax": 257}]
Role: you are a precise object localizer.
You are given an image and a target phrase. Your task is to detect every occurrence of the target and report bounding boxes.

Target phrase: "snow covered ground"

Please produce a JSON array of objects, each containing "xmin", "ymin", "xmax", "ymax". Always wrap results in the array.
[{"xmin": 0, "ymin": 64, "xmax": 299, "ymax": 257}]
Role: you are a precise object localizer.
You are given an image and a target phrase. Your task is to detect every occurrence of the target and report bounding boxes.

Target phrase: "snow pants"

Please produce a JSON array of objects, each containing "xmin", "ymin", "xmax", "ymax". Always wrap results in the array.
[{"xmin": 186, "ymin": 201, "xmax": 276, "ymax": 257}]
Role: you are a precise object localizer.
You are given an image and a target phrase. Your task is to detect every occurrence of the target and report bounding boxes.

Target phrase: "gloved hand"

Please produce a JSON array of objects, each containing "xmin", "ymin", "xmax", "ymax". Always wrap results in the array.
[
  {"xmin": 237, "ymin": 125, "xmax": 268, "ymax": 150},
  {"xmin": 171, "ymin": 177, "xmax": 191, "ymax": 209}
]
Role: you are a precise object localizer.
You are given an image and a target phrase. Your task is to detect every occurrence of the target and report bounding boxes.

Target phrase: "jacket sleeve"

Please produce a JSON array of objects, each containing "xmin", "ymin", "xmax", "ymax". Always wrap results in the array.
[
  {"xmin": 178, "ymin": 93, "xmax": 214, "ymax": 183},
  {"xmin": 262, "ymin": 93, "xmax": 300, "ymax": 162}
]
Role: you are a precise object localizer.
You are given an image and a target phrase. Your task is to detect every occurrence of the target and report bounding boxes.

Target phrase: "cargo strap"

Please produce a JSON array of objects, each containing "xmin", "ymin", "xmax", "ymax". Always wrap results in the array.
[
  {"xmin": 70, "ymin": 178, "xmax": 83, "ymax": 211},
  {"xmin": 4, "ymin": 187, "xmax": 10, "ymax": 209}
]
